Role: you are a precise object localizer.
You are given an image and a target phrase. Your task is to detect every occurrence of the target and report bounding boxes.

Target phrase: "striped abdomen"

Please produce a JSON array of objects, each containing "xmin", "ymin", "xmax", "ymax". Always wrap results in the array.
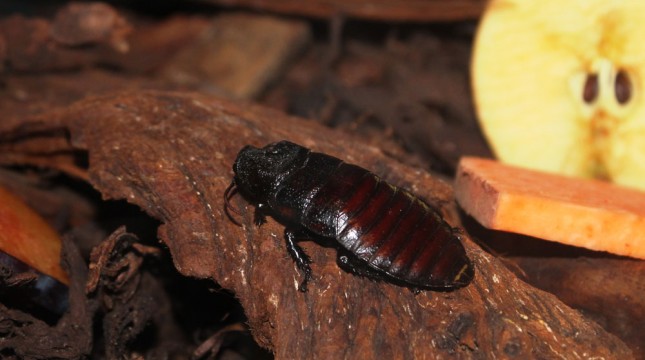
[{"xmin": 270, "ymin": 154, "xmax": 472, "ymax": 289}]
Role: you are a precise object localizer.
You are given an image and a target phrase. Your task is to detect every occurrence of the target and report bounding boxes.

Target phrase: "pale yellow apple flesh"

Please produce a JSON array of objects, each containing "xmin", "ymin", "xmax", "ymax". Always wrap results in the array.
[{"xmin": 472, "ymin": 0, "xmax": 645, "ymax": 191}]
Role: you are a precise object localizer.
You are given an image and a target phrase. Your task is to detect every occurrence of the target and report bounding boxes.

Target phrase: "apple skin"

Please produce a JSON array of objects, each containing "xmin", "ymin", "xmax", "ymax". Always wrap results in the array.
[{"xmin": 472, "ymin": 0, "xmax": 645, "ymax": 191}]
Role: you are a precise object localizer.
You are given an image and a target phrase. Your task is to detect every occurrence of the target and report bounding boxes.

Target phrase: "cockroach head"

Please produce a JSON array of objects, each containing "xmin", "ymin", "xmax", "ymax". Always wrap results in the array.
[{"xmin": 233, "ymin": 141, "xmax": 309, "ymax": 201}]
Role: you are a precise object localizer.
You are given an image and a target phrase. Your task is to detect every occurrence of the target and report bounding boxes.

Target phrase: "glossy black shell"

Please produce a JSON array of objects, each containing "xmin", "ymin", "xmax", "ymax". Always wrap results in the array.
[{"xmin": 230, "ymin": 140, "xmax": 474, "ymax": 290}]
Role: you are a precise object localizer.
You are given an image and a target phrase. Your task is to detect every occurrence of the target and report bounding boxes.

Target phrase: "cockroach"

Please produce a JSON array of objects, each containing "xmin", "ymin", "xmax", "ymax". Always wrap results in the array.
[{"xmin": 225, "ymin": 140, "xmax": 474, "ymax": 292}]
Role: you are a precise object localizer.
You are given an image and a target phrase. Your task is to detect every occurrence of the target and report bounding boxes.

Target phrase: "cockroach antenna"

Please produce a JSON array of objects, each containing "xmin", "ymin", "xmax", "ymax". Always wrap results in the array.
[{"xmin": 224, "ymin": 180, "xmax": 243, "ymax": 226}]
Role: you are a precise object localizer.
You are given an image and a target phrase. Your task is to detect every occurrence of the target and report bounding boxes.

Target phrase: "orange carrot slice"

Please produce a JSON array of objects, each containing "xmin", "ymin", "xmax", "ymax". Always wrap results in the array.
[
  {"xmin": 0, "ymin": 186, "xmax": 69, "ymax": 284},
  {"xmin": 455, "ymin": 157, "xmax": 645, "ymax": 259}
]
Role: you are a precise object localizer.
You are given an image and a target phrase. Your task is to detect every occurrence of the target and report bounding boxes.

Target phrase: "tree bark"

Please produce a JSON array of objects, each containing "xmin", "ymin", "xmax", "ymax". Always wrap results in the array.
[{"xmin": 0, "ymin": 91, "xmax": 632, "ymax": 358}]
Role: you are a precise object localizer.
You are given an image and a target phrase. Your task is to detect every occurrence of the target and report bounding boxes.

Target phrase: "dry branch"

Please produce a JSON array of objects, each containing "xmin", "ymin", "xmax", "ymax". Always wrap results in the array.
[{"xmin": 0, "ymin": 91, "xmax": 632, "ymax": 358}]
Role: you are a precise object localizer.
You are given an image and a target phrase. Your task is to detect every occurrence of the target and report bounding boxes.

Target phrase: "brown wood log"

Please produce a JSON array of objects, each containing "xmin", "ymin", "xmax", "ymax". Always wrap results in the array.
[
  {"xmin": 198, "ymin": 0, "xmax": 487, "ymax": 21},
  {"xmin": 0, "ymin": 91, "xmax": 633, "ymax": 358}
]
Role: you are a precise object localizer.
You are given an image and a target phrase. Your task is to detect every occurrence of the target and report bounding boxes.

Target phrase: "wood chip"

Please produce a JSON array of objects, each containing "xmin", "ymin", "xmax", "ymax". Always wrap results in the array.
[{"xmin": 162, "ymin": 13, "xmax": 311, "ymax": 99}]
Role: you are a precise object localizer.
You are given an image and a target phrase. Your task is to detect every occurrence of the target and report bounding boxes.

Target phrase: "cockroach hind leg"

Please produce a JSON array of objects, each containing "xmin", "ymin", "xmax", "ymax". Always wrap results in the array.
[
  {"xmin": 337, "ymin": 251, "xmax": 431, "ymax": 292},
  {"xmin": 284, "ymin": 228, "xmax": 313, "ymax": 292},
  {"xmin": 298, "ymin": 271, "xmax": 312, "ymax": 292},
  {"xmin": 336, "ymin": 250, "xmax": 383, "ymax": 281}
]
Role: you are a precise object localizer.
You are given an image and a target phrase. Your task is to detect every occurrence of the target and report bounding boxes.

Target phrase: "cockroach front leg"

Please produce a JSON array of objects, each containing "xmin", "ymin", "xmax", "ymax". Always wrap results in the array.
[
  {"xmin": 284, "ymin": 228, "xmax": 313, "ymax": 292},
  {"xmin": 253, "ymin": 203, "xmax": 268, "ymax": 226}
]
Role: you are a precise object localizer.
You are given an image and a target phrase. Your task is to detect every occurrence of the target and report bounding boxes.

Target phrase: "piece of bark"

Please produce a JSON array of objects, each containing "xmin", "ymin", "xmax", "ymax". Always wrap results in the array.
[
  {"xmin": 511, "ymin": 257, "xmax": 645, "ymax": 358},
  {"xmin": 459, "ymin": 217, "xmax": 645, "ymax": 358},
  {"xmin": 50, "ymin": 2, "xmax": 131, "ymax": 51},
  {"xmin": 162, "ymin": 13, "xmax": 311, "ymax": 99},
  {"xmin": 0, "ymin": 70, "xmax": 187, "ymax": 127},
  {"xmin": 0, "ymin": 3, "xmax": 130, "ymax": 72},
  {"xmin": 199, "ymin": 0, "xmax": 486, "ymax": 22},
  {"xmin": 0, "ymin": 91, "xmax": 633, "ymax": 358},
  {"xmin": 102, "ymin": 16, "xmax": 212, "ymax": 74},
  {"xmin": 0, "ymin": 9, "xmax": 212, "ymax": 75},
  {"xmin": 455, "ymin": 157, "xmax": 645, "ymax": 259}
]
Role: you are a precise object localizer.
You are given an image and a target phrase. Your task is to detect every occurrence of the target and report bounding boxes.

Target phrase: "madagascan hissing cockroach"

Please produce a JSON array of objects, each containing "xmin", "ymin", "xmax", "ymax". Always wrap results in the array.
[{"xmin": 225, "ymin": 140, "xmax": 474, "ymax": 292}]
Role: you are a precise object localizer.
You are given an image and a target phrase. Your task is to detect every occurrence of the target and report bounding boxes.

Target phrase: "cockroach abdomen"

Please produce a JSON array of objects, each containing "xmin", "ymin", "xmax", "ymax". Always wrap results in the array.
[{"xmin": 230, "ymin": 141, "xmax": 474, "ymax": 291}]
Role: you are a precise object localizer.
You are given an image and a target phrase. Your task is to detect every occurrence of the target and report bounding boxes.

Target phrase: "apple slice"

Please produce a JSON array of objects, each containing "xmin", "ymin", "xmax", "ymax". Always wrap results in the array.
[{"xmin": 472, "ymin": 0, "xmax": 645, "ymax": 191}]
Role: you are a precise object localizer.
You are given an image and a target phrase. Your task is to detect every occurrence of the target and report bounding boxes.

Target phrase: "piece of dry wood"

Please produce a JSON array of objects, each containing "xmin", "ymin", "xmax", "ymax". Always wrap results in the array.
[
  {"xmin": 0, "ymin": 8, "xmax": 216, "ymax": 75},
  {"xmin": 49, "ymin": 2, "xmax": 130, "ymax": 50},
  {"xmin": 162, "ymin": 13, "xmax": 311, "ymax": 99},
  {"xmin": 512, "ymin": 257, "xmax": 645, "ymax": 358},
  {"xmin": 457, "ymin": 221, "xmax": 645, "ymax": 358},
  {"xmin": 199, "ymin": 0, "xmax": 486, "ymax": 21},
  {"xmin": 0, "ymin": 91, "xmax": 633, "ymax": 358},
  {"xmin": 455, "ymin": 157, "xmax": 645, "ymax": 259},
  {"xmin": 0, "ymin": 3, "xmax": 130, "ymax": 72}
]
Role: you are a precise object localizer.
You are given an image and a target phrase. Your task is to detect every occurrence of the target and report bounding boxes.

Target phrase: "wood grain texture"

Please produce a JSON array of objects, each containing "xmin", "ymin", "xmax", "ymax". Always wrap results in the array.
[
  {"xmin": 513, "ymin": 257, "xmax": 645, "ymax": 359},
  {"xmin": 0, "ymin": 91, "xmax": 633, "ymax": 358}
]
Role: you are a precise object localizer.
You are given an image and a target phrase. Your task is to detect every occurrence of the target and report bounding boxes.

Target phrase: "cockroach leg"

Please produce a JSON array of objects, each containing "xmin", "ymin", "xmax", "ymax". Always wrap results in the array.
[
  {"xmin": 254, "ymin": 203, "xmax": 268, "ymax": 226},
  {"xmin": 336, "ymin": 250, "xmax": 382, "ymax": 279},
  {"xmin": 284, "ymin": 228, "xmax": 312, "ymax": 292},
  {"xmin": 229, "ymin": 140, "xmax": 474, "ymax": 291}
]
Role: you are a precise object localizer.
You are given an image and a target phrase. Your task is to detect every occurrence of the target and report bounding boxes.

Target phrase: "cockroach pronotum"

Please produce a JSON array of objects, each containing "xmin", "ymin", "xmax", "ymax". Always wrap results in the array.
[{"xmin": 225, "ymin": 140, "xmax": 474, "ymax": 292}]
